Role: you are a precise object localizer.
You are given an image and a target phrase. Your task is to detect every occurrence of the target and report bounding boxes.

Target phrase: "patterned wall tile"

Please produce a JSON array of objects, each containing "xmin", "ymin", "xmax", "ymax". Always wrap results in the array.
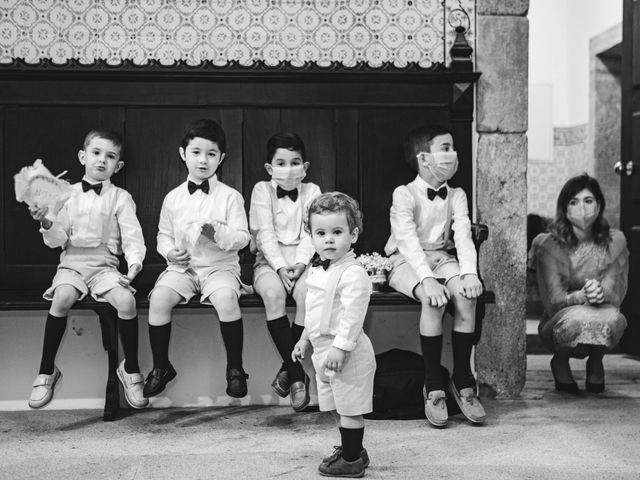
[{"xmin": 0, "ymin": 0, "xmax": 475, "ymax": 68}]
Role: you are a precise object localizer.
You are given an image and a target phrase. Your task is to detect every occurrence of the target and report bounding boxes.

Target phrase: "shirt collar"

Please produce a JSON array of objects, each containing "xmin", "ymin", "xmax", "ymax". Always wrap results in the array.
[
  {"xmin": 325, "ymin": 250, "xmax": 356, "ymax": 270},
  {"xmin": 187, "ymin": 174, "xmax": 216, "ymax": 189},
  {"xmin": 82, "ymin": 176, "xmax": 111, "ymax": 189},
  {"xmin": 269, "ymin": 180, "xmax": 301, "ymax": 192},
  {"xmin": 414, "ymin": 174, "xmax": 447, "ymax": 192}
]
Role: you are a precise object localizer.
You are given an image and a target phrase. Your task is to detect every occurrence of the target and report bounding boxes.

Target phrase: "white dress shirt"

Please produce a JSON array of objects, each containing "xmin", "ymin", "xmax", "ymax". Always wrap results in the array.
[
  {"xmin": 156, "ymin": 175, "xmax": 250, "ymax": 271},
  {"xmin": 384, "ymin": 174, "xmax": 477, "ymax": 281},
  {"xmin": 249, "ymin": 180, "xmax": 321, "ymax": 271},
  {"xmin": 40, "ymin": 178, "xmax": 146, "ymax": 268},
  {"xmin": 304, "ymin": 252, "xmax": 372, "ymax": 352}
]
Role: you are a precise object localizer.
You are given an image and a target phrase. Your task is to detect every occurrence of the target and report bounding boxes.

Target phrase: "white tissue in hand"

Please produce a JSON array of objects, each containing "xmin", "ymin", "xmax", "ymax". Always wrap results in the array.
[
  {"xmin": 175, "ymin": 220, "xmax": 207, "ymax": 252},
  {"xmin": 14, "ymin": 159, "xmax": 76, "ymax": 219}
]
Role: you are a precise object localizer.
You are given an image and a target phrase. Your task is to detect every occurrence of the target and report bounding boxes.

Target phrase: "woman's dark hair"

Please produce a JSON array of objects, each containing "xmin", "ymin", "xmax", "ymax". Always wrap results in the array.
[
  {"xmin": 549, "ymin": 174, "xmax": 610, "ymax": 248},
  {"xmin": 266, "ymin": 132, "xmax": 306, "ymax": 163}
]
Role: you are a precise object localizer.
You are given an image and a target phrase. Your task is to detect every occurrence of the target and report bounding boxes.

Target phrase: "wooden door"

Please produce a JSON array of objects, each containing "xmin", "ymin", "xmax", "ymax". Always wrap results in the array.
[{"xmin": 620, "ymin": 0, "xmax": 640, "ymax": 354}]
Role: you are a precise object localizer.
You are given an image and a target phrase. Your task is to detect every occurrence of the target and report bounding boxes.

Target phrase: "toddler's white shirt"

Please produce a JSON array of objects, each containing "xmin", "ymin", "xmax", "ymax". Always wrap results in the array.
[
  {"xmin": 384, "ymin": 174, "xmax": 477, "ymax": 281},
  {"xmin": 304, "ymin": 252, "xmax": 372, "ymax": 352},
  {"xmin": 249, "ymin": 180, "xmax": 321, "ymax": 272},
  {"xmin": 156, "ymin": 175, "xmax": 250, "ymax": 271},
  {"xmin": 40, "ymin": 178, "xmax": 146, "ymax": 268}
]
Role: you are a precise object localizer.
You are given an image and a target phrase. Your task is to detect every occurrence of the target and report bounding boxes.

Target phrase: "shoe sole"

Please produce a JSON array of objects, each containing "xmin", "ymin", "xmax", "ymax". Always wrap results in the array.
[
  {"xmin": 318, "ymin": 469, "xmax": 365, "ymax": 478},
  {"xmin": 143, "ymin": 368, "xmax": 177, "ymax": 398},
  {"xmin": 449, "ymin": 382, "xmax": 485, "ymax": 424},
  {"xmin": 117, "ymin": 368, "xmax": 149, "ymax": 409},
  {"xmin": 29, "ymin": 372, "xmax": 63, "ymax": 409},
  {"xmin": 271, "ymin": 381, "xmax": 290, "ymax": 398}
]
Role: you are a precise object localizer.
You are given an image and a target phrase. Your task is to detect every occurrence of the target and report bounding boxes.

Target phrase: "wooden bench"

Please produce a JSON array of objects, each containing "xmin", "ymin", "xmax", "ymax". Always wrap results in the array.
[{"xmin": 0, "ymin": 224, "xmax": 494, "ymax": 421}]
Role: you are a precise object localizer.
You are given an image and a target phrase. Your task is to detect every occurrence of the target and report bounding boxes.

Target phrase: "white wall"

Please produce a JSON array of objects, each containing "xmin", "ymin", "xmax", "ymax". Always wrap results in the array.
[{"xmin": 529, "ymin": 0, "xmax": 622, "ymax": 131}]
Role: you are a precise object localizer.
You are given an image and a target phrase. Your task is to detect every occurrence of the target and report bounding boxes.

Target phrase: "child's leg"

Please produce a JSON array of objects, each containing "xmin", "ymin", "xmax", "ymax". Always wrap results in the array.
[
  {"xmin": 414, "ymin": 285, "xmax": 446, "ymax": 394},
  {"xmin": 40, "ymin": 285, "xmax": 80, "ymax": 374},
  {"xmin": 445, "ymin": 276, "xmax": 477, "ymax": 390},
  {"xmin": 339, "ymin": 414, "xmax": 365, "ymax": 461},
  {"xmin": 102, "ymin": 286, "xmax": 140, "ymax": 374},
  {"xmin": 148, "ymin": 286, "xmax": 182, "ymax": 370}
]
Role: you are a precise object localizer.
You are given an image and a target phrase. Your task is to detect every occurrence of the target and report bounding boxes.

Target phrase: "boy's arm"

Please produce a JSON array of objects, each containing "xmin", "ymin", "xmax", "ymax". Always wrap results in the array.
[
  {"xmin": 214, "ymin": 191, "xmax": 251, "ymax": 251},
  {"xmin": 389, "ymin": 186, "xmax": 435, "ymax": 281},
  {"xmin": 156, "ymin": 195, "xmax": 176, "ymax": 260},
  {"xmin": 116, "ymin": 191, "xmax": 146, "ymax": 269},
  {"xmin": 249, "ymin": 183, "xmax": 288, "ymax": 271},
  {"xmin": 39, "ymin": 201, "xmax": 71, "ymax": 249},
  {"xmin": 450, "ymin": 189, "xmax": 477, "ymax": 277},
  {"xmin": 294, "ymin": 183, "xmax": 322, "ymax": 266},
  {"xmin": 331, "ymin": 266, "xmax": 372, "ymax": 352}
]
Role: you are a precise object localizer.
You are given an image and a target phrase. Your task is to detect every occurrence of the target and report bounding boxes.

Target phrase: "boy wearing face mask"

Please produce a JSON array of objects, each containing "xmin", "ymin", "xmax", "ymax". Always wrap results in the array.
[
  {"xmin": 143, "ymin": 119, "xmax": 251, "ymax": 400},
  {"xmin": 384, "ymin": 125, "xmax": 485, "ymax": 427},
  {"xmin": 249, "ymin": 132, "xmax": 321, "ymax": 411}
]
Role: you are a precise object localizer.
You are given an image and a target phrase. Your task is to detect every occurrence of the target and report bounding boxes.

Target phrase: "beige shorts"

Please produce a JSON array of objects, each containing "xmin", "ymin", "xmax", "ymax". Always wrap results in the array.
[
  {"xmin": 43, "ymin": 245, "xmax": 132, "ymax": 302},
  {"xmin": 253, "ymin": 243, "xmax": 301, "ymax": 283},
  {"xmin": 388, "ymin": 250, "xmax": 460, "ymax": 300},
  {"xmin": 311, "ymin": 334, "xmax": 376, "ymax": 416},
  {"xmin": 151, "ymin": 267, "xmax": 243, "ymax": 305}
]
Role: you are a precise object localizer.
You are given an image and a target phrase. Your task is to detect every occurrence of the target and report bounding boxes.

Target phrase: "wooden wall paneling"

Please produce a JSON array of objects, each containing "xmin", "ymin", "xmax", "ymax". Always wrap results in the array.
[
  {"xmin": 280, "ymin": 109, "xmax": 337, "ymax": 192},
  {"xmin": 123, "ymin": 108, "xmax": 223, "ymax": 290},
  {"xmin": 335, "ymin": 109, "xmax": 360, "ymax": 200},
  {"xmin": 242, "ymin": 109, "xmax": 281, "ymax": 201},
  {"xmin": 357, "ymin": 108, "xmax": 451, "ymax": 255},
  {"xmin": 219, "ymin": 109, "xmax": 244, "ymax": 193},
  {"xmin": 2, "ymin": 107, "xmax": 123, "ymax": 291}
]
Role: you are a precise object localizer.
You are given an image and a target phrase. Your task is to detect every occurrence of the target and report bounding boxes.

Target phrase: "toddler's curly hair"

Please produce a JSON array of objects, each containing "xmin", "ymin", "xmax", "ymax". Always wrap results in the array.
[{"xmin": 305, "ymin": 191, "xmax": 363, "ymax": 234}]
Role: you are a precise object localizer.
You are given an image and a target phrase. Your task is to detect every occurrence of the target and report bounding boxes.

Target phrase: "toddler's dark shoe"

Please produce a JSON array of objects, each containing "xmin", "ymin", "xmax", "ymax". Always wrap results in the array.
[
  {"xmin": 322, "ymin": 446, "xmax": 369, "ymax": 468},
  {"xmin": 449, "ymin": 381, "xmax": 486, "ymax": 424},
  {"xmin": 226, "ymin": 367, "xmax": 249, "ymax": 398},
  {"xmin": 143, "ymin": 363, "xmax": 177, "ymax": 398},
  {"xmin": 271, "ymin": 363, "xmax": 291, "ymax": 398},
  {"xmin": 318, "ymin": 455, "xmax": 365, "ymax": 478},
  {"xmin": 290, "ymin": 375, "xmax": 310, "ymax": 412}
]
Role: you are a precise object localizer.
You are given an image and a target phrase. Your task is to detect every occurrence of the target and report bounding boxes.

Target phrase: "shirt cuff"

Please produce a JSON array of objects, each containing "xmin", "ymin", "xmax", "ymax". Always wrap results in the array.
[
  {"xmin": 459, "ymin": 265, "xmax": 478, "ymax": 277},
  {"xmin": 271, "ymin": 258, "xmax": 288, "ymax": 272},
  {"xmin": 332, "ymin": 336, "xmax": 357, "ymax": 352}
]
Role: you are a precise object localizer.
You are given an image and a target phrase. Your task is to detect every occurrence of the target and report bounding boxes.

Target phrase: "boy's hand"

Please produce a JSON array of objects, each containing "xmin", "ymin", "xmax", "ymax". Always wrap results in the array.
[
  {"xmin": 118, "ymin": 263, "xmax": 142, "ymax": 287},
  {"xmin": 167, "ymin": 248, "xmax": 191, "ymax": 265},
  {"xmin": 289, "ymin": 263, "xmax": 306, "ymax": 282},
  {"xmin": 323, "ymin": 346, "xmax": 347, "ymax": 374},
  {"xmin": 29, "ymin": 205, "xmax": 52, "ymax": 229},
  {"xmin": 277, "ymin": 267, "xmax": 295, "ymax": 293},
  {"xmin": 583, "ymin": 278, "xmax": 604, "ymax": 304},
  {"xmin": 459, "ymin": 274, "xmax": 483, "ymax": 299},
  {"xmin": 292, "ymin": 338, "xmax": 310, "ymax": 362},
  {"xmin": 201, "ymin": 223, "xmax": 216, "ymax": 242},
  {"xmin": 421, "ymin": 277, "xmax": 450, "ymax": 308}
]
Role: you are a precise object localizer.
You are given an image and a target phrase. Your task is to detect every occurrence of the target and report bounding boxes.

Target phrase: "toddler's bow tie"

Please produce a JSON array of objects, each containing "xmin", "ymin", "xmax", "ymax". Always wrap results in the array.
[
  {"xmin": 427, "ymin": 187, "xmax": 447, "ymax": 201},
  {"xmin": 276, "ymin": 186, "xmax": 298, "ymax": 202},
  {"xmin": 188, "ymin": 180, "xmax": 209, "ymax": 195},
  {"xmin": 82, "ymin": 180, "xmax": 102, "ymax": 195},
  {"xmin": 311, "ymin": 254, "xmax": 331, "ymax": 270}
]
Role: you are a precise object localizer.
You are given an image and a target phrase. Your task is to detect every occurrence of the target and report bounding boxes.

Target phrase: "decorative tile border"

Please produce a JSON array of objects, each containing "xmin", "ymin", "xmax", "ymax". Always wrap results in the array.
[{"xmin": 0, "ymin": 0, "xmax": 474, "ymax": 69}]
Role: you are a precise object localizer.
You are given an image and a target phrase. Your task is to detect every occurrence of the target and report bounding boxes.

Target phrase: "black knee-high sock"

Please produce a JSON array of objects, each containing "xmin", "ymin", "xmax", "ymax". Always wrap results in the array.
[
  {"xmin": 267, "ymin": 315, "xmax": 304, "ymax": 382},
  {"xmin": 148, "ymin": 323, "xmax": 171, "ymax": 370},
  {"xmin": 452, "ymin": 331, "xmax": 476, "ymax": 390},
  {"xmin": 118, "ymin": 316, "xmax": 140, "ymax": 373},
  {"xmin": 219, "ymin": 318, "xmax": 244, "ymax": 370},
  {"xmin": 340, "ymin": 427, "xmax": 364, "ymax": 462},
  {"xmin": 420, "ymin": 334, "xmax": 443, "ymax": 394},
  {"xmin": 291, "ymin": 322, "xmax": 305, "ymax": 343},
  {"xmin": 39, "ymin": 313, "xmax": 67, "ymax": 375}
]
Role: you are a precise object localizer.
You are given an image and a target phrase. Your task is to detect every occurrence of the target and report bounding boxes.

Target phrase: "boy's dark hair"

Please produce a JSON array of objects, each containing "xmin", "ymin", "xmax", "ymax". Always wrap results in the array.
[
  {"xmin": 549, "ymin": 173, "xmax": 610, "ymax": 248},
  {"xmin": 266, "ymin": 132, "xmax": 306, "ymax": 163},
  {"xmin": 305, "ymin": 192, "xmax": 363, "ymax": 234},
  {"xmin": 403, "ymin": 125, "xmax": 453, "ymax": 172},
  {"xmin": 83, "ymin": 129, "xmax": 123, "ymax": 151},
  {"xmin": 181, "ymin": 119, "xmax": 226, "ymax": 154}
]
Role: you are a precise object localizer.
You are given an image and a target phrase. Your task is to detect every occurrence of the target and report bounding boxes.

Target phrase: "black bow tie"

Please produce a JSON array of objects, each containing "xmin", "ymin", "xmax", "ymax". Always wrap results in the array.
[
  {"xmin": 311, "ymin": 253, "xmax": 331, "ymax": 270},
  {"xmin": 427, "ymin": 187, "xmax": 447, "ymax": 201},
  {"xmin": 276, "ymin": 186, "xmax": 298, "ymax": 202},
  {"xmin": 188, "ymin": 180, "xmax": 209, "ymax": 195},
  {"xmin": 82, "ymin": 180, "xmax": 102, "ymax": 195}
]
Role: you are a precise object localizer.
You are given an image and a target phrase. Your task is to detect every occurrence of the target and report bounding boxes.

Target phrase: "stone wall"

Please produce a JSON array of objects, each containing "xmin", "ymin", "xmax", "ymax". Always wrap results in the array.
[{"xmin": 475, "ymin": 0, "xmax": 529, "ymax": 398}]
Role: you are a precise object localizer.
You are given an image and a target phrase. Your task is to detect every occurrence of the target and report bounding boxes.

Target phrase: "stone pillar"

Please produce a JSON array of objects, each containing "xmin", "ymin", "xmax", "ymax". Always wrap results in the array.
[{"xmin": 475, "ymin": 0, "xmax": 529, "ymax": 398}]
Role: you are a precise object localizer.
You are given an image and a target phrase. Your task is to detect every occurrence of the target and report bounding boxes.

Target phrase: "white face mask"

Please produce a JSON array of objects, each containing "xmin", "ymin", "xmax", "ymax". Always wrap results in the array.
[
  {"xmin": 269, "ymin": 165, "xmax": 306, "ymax": 191},
  {"xmin": 417, "ymin": 151, "xmax": 459, "ymax": 183},
  {"xmin": 567, "ymin": 203, "xmax": 599, "ymax": 230}
]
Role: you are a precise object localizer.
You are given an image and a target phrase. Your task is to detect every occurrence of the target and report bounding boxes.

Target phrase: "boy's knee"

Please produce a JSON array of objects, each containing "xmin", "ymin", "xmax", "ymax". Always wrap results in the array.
[
  {"xmin": 111, "ymin": 290, "xmax": 136, "ymax": 316},
  {"xmin": 52, "ymin": 285, "xmax": 79, "ymax": 309},
  {"xmin": 210, "ymin": 289, "xmax": 240, "ymax": 316},
  {"xmin": 261, "ymin": 287, "xmax": 286, "ymax": 308},
  {"xmin": 149, "ymin": 288, "xmax": 178, "ymax": 312}
]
